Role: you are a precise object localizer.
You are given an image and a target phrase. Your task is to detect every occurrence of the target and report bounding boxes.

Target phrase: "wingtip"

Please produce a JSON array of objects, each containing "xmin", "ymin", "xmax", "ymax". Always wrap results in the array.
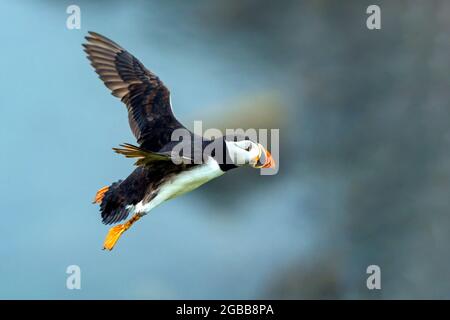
[
  {"xmin": 84, "ymin": 31, "xmax": 94, "ymax": 40},
  {"xmin": 85, "ymin": 31, "xmax": 100, "ymax": 42}
]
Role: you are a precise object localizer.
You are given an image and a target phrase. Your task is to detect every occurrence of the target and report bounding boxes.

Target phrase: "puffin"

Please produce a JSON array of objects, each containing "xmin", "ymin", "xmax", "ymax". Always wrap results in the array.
[{"xmin": 84, "ymin": 32, "xmax": 275, "ymax": 250}]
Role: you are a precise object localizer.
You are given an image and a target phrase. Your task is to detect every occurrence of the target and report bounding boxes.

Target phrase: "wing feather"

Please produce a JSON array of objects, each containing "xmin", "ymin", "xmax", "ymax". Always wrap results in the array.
[{"xmin": 84, "ymin": 31, "xmax": 188, "ymax": 151}]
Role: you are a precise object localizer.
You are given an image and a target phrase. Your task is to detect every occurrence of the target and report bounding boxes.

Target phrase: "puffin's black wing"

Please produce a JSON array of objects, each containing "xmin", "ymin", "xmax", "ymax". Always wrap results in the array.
[{"xmin": 83, "ymin": 31, "xmax": 187, "ymax": 151}]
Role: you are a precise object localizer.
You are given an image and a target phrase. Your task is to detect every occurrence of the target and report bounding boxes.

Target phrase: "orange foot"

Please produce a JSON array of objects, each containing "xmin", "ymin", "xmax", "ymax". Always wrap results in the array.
[
  {"xmin": 103, "ymin": 214, "xmax": 141, "ymax": 251},
  {"xmin": 93, "ymin": 186, "xmax": 109, "ymax": 204}
]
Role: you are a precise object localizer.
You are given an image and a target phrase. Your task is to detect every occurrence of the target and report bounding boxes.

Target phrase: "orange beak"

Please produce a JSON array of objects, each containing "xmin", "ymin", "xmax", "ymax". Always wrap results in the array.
[
  {"xmin": 254, "ymin": 144, "xmax": 276, "ymax": 169},
  {"xmin": 262, "ymin": 149, "xmax": 275, "ymax": 168}
]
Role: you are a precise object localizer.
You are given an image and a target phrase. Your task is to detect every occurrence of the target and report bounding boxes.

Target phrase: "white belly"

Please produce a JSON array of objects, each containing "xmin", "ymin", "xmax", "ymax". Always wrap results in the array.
[{"xmin": 130, "ymin": 157, "xmax": 223, "ymax": 215}]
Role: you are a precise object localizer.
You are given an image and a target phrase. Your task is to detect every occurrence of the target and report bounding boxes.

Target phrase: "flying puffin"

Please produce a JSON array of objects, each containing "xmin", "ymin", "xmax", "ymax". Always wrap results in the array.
[{"xmin": 84, "ymin": 32, "xmax": 275, "ymax": 250}]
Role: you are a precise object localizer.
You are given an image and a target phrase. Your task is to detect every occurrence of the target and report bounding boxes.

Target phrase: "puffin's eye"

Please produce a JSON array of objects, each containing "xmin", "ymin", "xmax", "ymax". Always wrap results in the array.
[{"xmin": 245, "ymin": 144, "xmax": 252, "ymax": 152}]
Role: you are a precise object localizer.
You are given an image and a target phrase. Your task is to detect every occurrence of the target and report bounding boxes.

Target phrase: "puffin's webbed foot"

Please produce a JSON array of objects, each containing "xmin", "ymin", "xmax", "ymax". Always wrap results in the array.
[{"xmin": 103, "ymin": 214, "xmax": 141, "ymax": 250}]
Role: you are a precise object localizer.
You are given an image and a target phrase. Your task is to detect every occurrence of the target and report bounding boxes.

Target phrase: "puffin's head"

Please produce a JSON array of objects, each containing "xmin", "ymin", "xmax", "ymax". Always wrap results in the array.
[{"xmin": 224, "ymin": 139, "xmax": 275, "ymax": 169}]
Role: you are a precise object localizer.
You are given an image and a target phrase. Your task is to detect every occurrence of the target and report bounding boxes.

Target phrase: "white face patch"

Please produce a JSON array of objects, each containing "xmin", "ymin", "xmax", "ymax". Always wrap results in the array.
[{"xmin": 225, "ymin": 140, "xmax": 260, "ymax": 166}]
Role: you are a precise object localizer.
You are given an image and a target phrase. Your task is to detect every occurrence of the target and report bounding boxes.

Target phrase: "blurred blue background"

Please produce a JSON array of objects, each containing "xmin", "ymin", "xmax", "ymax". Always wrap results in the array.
[{"xmin": 0, "ymin": 0, "xmax": 449, "ymax": 299}]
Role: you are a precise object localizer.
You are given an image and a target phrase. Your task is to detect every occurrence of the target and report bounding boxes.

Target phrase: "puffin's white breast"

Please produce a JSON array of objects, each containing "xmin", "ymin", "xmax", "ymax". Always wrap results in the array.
[{"xmin": 131, "ymin": 157, "xmax": 224, "ymax": 215}]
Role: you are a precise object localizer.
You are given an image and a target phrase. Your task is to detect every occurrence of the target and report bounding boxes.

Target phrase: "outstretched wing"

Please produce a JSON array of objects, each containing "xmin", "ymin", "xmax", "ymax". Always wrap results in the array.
[{"xmin": 83, "ymin": 31, "xmax": 187, "ymax": 151}]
